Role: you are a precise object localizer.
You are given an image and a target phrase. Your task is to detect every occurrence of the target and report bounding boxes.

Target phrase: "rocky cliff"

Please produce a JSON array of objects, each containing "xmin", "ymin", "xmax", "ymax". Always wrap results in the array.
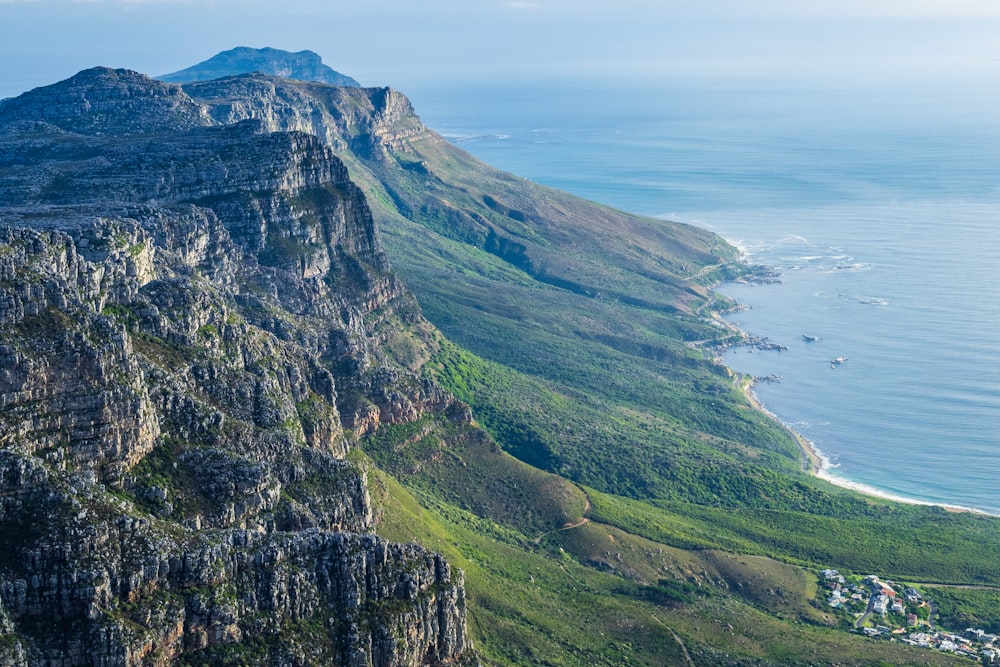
[
  {"xmin": 172, "ymin": 72, "xmax": 730, "ymax": 314},
  {"xmin": 0, "ymin": 68, "xmax": 470, "ymax": 666}
]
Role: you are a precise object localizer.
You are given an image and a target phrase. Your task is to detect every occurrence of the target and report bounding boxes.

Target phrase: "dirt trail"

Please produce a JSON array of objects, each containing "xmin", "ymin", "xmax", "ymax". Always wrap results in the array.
[
  {"xmin": 649, "ymin": 614, "xmax": 696, "ymax": 667},
  {"xmin": 531, "ymin": 489, "xmax": 591, "ymax": 544}
]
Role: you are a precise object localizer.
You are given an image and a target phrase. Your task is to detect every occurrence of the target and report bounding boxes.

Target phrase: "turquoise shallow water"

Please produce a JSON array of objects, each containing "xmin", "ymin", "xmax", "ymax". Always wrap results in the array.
[{"xmin": 409, "ymin": 80, "xmax": 1000, "ymax": 514}]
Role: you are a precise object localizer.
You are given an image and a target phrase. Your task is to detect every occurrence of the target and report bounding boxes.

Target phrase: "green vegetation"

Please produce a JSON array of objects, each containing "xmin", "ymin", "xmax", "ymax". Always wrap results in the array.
[
  {"xmin": 359, "ymin": 350, "xmax": 1000, "ymax": 663},
  {"xmin": 423, "ymin": 340, "xmax": 813, "ymax": 506},
  {"xmin": 589, "ymin": 491, "xmax": 1000, "ymax": 583},
  {"xmin": 931, "ymin": 587, "xmax": 1000, "ymax": 634},
  {"xmin": 362, "ymin": 443, "xmax": 971, "ymax": 666},
  {"xmin": 363, "ymin": 416, "xmax": 588, "ymax": 540},
  {"xmin": 128, "ymin": 439, "xmax": 213, "ymax": 519},
  {"xmin": 312, "ymin": 90, "xmax": 1000, "ymax": 663},
  {"xmin": 175, "ymin": 78, "xmax": 1000, "ymax": 662}
]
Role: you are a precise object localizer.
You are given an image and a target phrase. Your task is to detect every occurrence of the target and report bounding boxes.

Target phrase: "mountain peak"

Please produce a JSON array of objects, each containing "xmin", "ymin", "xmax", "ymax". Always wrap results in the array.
[
  {"xmin": 158, "ymin": 46, "xmax": 361, "ymax": 87},
  {"xmin": 0, "ymin": 66, "xmax": 208, "ymax": 136}
]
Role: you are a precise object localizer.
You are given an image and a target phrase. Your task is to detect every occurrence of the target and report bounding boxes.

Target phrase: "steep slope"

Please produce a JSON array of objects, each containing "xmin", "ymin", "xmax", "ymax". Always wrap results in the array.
[
  {"xmin": 137, "ymin": 53, "xmax": 1000, "ymax": 666},
  {"xmin": 174, "ymin": 74, "xmax": 811, "ymax": 507},
  {"xmin": 0, "ymin": 68, "xmax": 470, "ymax": 666},
  {"xmin": 181, "ymin": 73, "xmax": 733, "ymax": 311},
  {"xmin": 6, "ymin": 62, "xmax": 1000, "ymax": 667}
]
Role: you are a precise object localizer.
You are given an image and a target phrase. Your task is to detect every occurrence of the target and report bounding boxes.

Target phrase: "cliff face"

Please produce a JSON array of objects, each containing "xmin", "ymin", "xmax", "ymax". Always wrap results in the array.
[
  {"xmin": 179, "ymin": 74, "xmax": 423, "ymax": 160},
  {"xmin": 198, "ymin": 73, "xmax": 725, "ymax": 277},
  {"xmin": 0, "ymin": 68, "xmax": 469, "ymax": 666}
]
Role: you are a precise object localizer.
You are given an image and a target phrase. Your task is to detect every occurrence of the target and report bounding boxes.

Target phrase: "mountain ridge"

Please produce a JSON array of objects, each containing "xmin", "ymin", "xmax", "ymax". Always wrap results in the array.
[
  {"xmin": 0, "ymin": 66, "xmax": 472, "ymax": 666},
  {"xmin": 158, "ymin": 46, "xmax": 361, "ymax": 87},
  {"xmin": 2, "ymin": 53, "xmax": 998, "ymax": 666}
]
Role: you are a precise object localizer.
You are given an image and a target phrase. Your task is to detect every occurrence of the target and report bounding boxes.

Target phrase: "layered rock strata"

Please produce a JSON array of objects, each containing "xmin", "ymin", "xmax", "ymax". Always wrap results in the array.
[{"xmin": 0, "ymin": 68, "xmax": 470, "ymax": 665}]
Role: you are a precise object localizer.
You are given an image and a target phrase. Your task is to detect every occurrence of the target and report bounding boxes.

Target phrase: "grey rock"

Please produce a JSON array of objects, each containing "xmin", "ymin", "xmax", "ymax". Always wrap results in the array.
[{"xmin": 0, "ymin": 68, "xmax": 472, "ymax": 665}]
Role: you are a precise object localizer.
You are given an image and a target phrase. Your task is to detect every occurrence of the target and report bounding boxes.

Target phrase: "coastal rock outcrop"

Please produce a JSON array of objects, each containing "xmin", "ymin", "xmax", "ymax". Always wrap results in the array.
[{"xmin": 0, "ymin": 68, "xmax": 471, "ymax": 665}]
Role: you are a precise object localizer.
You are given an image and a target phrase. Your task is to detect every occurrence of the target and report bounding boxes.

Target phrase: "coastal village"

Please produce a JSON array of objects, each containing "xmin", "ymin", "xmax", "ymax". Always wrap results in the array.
[{"xmin": 819, "ymin": 569, "xmax": 1000, "ymax": 663}]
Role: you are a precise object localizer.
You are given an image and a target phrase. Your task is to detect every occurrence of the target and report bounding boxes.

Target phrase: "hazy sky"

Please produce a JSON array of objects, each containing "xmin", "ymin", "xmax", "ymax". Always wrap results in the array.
[{"xmin": 1, "ymin": 0, "xmax": 998, "ymax": 100}]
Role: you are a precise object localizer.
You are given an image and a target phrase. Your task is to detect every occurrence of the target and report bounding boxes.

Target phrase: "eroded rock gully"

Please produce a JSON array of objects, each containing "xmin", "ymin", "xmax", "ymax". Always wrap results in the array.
[{"xmin": 0, "ymin": 68, "xmax": 472, "ymax": 666}]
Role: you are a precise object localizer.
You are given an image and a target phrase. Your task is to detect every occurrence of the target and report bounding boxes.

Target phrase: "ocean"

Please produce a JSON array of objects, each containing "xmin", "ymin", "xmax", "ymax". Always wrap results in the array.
[{"xmin": 405, "ymin": 78, "xmax": 1000, "ymax": 514}]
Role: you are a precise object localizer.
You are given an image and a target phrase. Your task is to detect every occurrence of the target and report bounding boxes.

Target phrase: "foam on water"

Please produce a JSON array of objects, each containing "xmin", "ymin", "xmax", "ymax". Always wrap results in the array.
[{"xmin": 708, "ymin": 201, "xmax": 1000, "ymax": 513}]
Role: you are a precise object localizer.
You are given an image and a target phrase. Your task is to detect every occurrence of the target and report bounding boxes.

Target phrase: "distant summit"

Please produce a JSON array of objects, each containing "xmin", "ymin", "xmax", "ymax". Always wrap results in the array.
[{"xmin": 158, "ymin": 46, "xmax": 361, "ymax": 87}]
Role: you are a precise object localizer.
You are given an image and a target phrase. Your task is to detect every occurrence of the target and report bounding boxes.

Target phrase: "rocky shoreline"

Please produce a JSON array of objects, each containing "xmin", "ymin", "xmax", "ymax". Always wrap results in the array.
[{"xmin": 716, "ymin": 269, "xmax": 992, "ymax": 517}]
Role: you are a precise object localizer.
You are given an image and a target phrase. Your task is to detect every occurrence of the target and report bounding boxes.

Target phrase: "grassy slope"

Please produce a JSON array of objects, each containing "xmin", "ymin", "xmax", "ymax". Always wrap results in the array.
[
  {"xmin": 185, "ymin": 77, "xmax": 1000, "ymax": 662},
  {"xmin": 345, "ymin": 93, "xmax": 1000, "ymax": 664},
  {"xmin": 341, "ymin": 97, "xmax": 875, "ymax": 508},
  {"xmin": 333, "ymin": 87, "xmax": 1000, "ymax": 661},
  {"xmin": 359, "ymin": 432, "xmax": 970, "ymax": 666}
]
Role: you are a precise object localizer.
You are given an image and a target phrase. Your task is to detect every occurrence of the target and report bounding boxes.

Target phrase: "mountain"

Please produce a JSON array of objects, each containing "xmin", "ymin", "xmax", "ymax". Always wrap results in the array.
[
  {"xmin": 0, "ymin": 68, "xmax": 469, "ymax": 665},
  {"xmin": 175, "ymin": 68, "xmax": 811, "ymax": 504},
  {"xmin": 2, "ymin": 57, "xmax": 999, "ymax": 667},
  {"xmin": 158, "ymin": 46, "xmax": 361, "ymax": 87}
]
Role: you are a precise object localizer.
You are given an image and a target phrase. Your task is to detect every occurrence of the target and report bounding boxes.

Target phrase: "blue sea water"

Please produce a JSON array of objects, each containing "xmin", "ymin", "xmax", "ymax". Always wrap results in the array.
[{"xmin": 406, "ymin": 79, "xmax": 1000, "ymax": 514}]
